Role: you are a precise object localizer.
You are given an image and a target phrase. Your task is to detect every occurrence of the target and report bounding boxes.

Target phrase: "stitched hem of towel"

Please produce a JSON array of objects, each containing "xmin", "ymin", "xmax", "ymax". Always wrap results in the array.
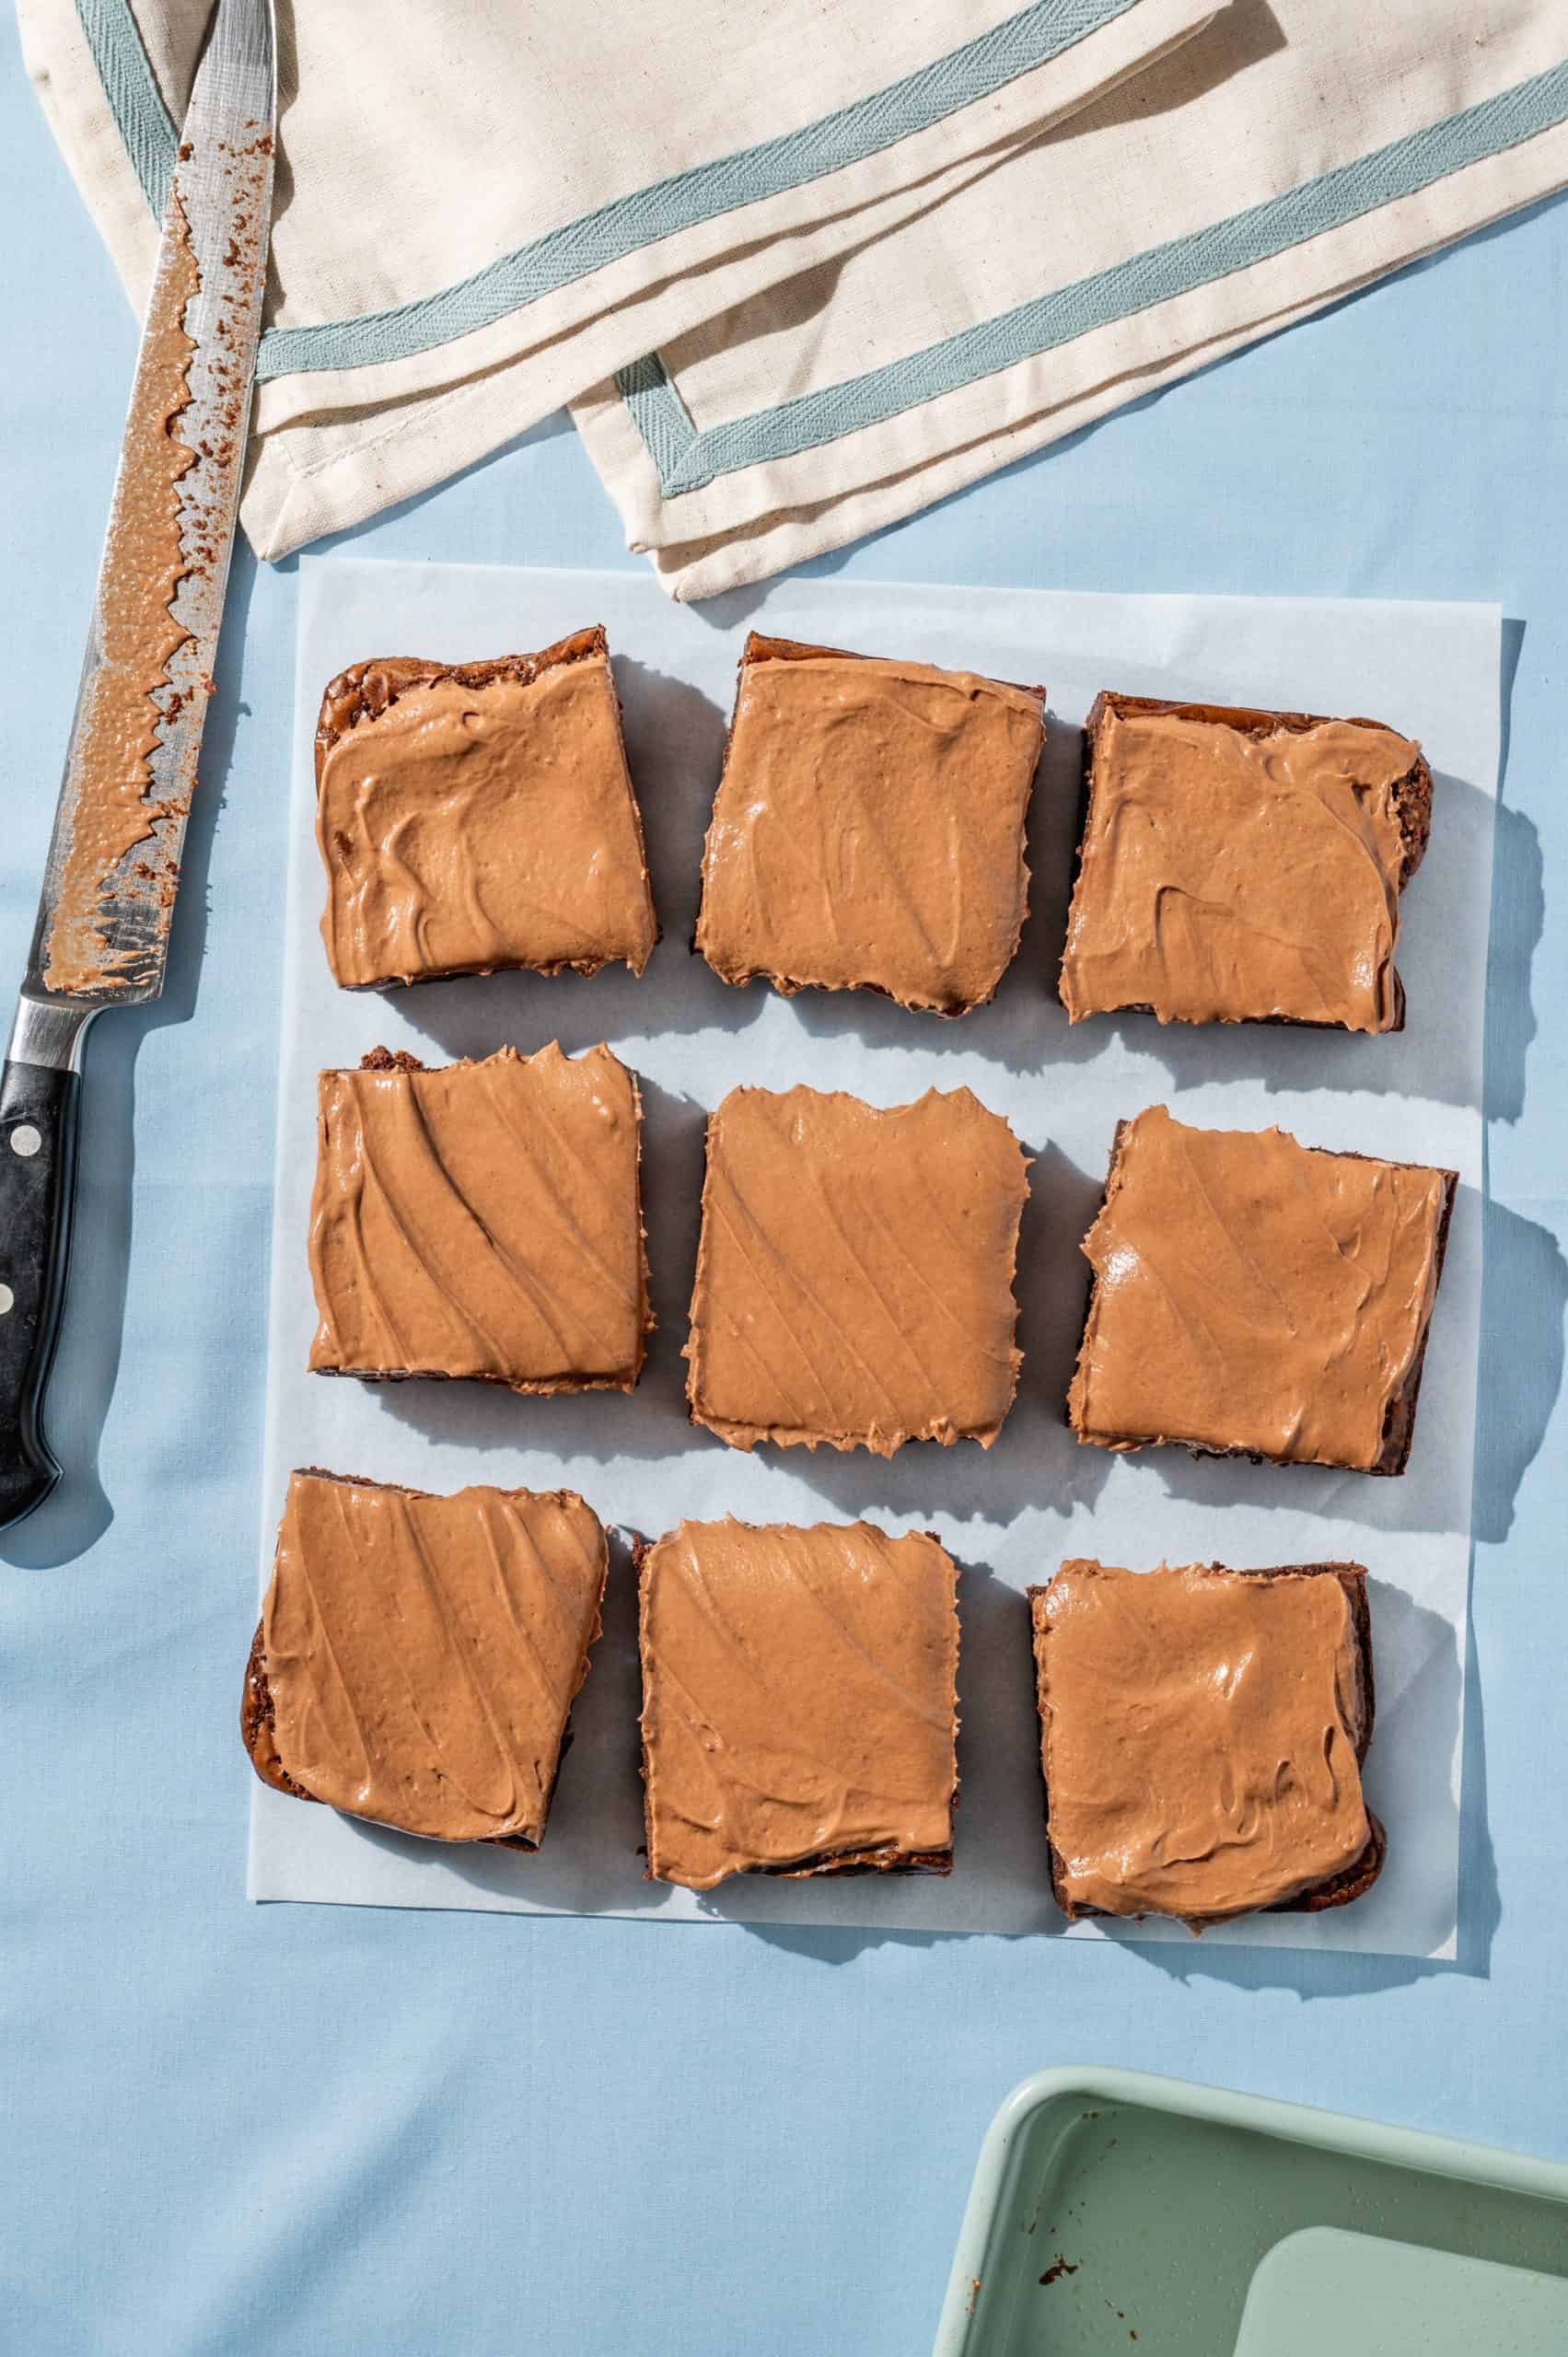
[
  {"xmin": 45, "ymin": 0, "xmax": 1214, "ymax": 547},
  {"xmin": 244, "ymin": 108, "xmax": 1568, "ymax": 573},
  {"xmin": 67, "ymin": 0, "xmax": 1184, "ymax": 393},
  {"xmin": 610, "ymin": 56, "xmax": 1568, "ymax": 509},
  {"xmin": 235, "ymin": 130, "xmax": 1040, "ymax": 561},
  {"xmin": 576, "ymin": 290, "xmax": 1358, "ymax": 594},
  {"xmin": 247, "ymin": 117, "xmax": 1050, "ymax": 440},
  {"xmin": 566, "ymin": 117, "xmax": 1568, "ymax": 598}
]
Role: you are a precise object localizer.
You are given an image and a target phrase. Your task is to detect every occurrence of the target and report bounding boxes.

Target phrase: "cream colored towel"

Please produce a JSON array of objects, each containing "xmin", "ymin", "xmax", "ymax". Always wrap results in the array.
[
  {"xmin": 574, "ymin": 0, "xmax": 1568, "ymax": 595},
  {"xmin": 18, "ymin": 0, "xmax": 1214, "ymax": 560}
]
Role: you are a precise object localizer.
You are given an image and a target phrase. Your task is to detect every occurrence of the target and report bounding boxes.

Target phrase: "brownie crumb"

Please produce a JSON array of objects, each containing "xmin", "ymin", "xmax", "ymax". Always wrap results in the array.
[{"xmin": 359, "ymin": 1045, "xmax": 425, "ymax": 1073}]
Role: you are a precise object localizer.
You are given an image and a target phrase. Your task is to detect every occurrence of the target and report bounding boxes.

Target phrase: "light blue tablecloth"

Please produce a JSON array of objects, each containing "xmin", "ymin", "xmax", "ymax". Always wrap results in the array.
[{"xmin": 3, "ymin": 22, "xmax": 1564, "ymax": 2355}]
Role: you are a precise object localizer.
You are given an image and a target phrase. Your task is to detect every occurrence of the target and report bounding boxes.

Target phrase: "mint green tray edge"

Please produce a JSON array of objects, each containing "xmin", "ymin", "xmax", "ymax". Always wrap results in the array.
[{"xmin": 933, "ymin": 2065, "xmax": 1568, "ymax": 2357}]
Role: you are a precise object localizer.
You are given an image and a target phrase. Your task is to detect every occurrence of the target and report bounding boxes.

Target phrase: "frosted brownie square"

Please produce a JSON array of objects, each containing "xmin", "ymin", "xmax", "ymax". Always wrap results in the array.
[
  {"xmin": 1067, "ymin": 1104, "xmax": 1454, "ymax": 1473},
  {"xmin": 315, "ymin": 627, "xmax": 656, "ymax": 988},
  {"xmin": 696, "ymin": 633, "xmax": 1044, "ymax": 1016},
  {"xmin": 687, "ymin": 1082, "xmax": 1028, "ymax": 1455},
  {"xmin": 1061, "ymin": 692, "xmax": 1432, "ymax": 1032},
  {"xmin": 1028, "ymin": 1559, "xmax": 1383, "ymax": 1927},
  {"xmin": 308, "ymin": 1042, "xmax": 649, "ymax": 1390},
  {"xmin": 638, "ymin": 1516, "xmax": 958, "ymax": 1888},
  {"xmin": 244, "ymin": 1470, "xmax": 609, "ymax": 1847}
]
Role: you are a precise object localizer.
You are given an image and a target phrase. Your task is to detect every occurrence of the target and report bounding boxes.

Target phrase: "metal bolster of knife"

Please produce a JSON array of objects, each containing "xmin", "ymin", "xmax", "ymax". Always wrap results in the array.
[{"xmin": 7, "ymin": 994, "xmax": 97, "ymax": 1075}]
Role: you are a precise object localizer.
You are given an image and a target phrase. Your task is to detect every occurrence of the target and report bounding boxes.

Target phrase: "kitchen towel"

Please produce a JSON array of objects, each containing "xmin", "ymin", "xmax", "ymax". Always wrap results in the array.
[
  {"xmin": 573, "ymin": 0, "xmax": 1568, "ymax": 596},
  {"xmin": 17, "ymin": 0, "xmax": 1213, "ymax": 560}
]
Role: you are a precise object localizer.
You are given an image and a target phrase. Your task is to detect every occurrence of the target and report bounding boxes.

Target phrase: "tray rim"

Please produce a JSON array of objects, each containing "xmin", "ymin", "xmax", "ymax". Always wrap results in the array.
[{"xmin": 933, "ymin": 2064, "xmax": 1568, "ymax": 2356}]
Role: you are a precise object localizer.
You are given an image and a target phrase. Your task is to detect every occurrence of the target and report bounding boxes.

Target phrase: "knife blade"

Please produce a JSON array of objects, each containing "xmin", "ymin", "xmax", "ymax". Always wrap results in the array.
[{"xmin": 0, "ymin": 0, "xmax": 275, "ymax": 1529}]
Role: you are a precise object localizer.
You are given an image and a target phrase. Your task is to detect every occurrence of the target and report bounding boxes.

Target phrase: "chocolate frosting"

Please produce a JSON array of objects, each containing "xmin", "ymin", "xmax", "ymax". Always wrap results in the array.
[
  {"xmin": 1034, "ymin": 1561, "xmax": 1371, "ymax": 1923},
  {"xmin": 316, "ymin": 646, "xmax": 656, "ymax": 987},
  {"xmin": 261, "ymin": 1471, "xmax": 607, "ymax": 1843},
  {"xmin": 639, "ymin": 1517, "xmax": 959, "ymax": 1889},
  {"xmin": 1068, "ymin": 1105, "xmax": 1450, "ymax": 1470},
  {"xmin": 46, "ymin": 195, "xmax": 199, "ymax": 996},
  {"xmin": 308, "ymin": 1042, "xmax": 649, "ymax": 1389},
  {"xmin": 686, "ymin": 1083, "xmax": 1028, "ymax": 1455},
  {"xmin": 696, "ymin": 644, "xmax": 1044, "ymax": 1016},
  {"xmin": 1062, "ymin": 700, "xmax": 1423, "ymax": 1031}
]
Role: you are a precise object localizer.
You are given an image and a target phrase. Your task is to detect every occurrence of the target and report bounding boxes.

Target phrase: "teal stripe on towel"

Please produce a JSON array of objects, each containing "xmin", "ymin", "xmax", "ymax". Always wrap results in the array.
[
  {"xmin": 75, "ymin": 0, "xmax": 176, "ymax": 221},
  {"xmin": 75, "ymin": 0, "xmax": 1145, "ymax": 379},
  {"xmin": 620, "ymin": 58, "xmax": 1568, "ymax": 496}
]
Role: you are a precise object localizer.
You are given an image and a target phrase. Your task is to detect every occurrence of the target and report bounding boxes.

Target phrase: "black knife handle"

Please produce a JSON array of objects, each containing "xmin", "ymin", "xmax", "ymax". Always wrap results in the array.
[{"xmin": 0, "ymin": 1056, "xmax": 82, "ymax": 1529}]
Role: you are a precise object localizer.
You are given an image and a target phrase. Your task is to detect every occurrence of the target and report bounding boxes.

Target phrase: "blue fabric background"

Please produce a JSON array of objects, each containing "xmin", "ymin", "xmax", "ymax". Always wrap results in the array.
[{"xmin": 2, "ymin": 21, "xmax": 1564, "ymax": 2353}]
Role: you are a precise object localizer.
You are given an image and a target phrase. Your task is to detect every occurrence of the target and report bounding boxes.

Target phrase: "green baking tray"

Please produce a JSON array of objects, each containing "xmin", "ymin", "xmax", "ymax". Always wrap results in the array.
[{"xmin": 933, "ymin": 2067, "xmax": 1568, "ymax": 2356}]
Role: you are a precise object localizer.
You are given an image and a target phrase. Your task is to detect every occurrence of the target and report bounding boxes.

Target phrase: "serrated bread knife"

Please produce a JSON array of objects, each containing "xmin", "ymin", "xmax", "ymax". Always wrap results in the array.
[{"xmin": 0, "ymin": 0, "xmax": 275, "ymax": 1528}]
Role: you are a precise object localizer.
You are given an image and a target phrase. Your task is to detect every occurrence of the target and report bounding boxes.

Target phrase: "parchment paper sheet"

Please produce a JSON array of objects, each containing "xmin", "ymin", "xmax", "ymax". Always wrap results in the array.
[{"xmin": 250, "ymin": 560, "xmax": 1499, "ymax": 1957}]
